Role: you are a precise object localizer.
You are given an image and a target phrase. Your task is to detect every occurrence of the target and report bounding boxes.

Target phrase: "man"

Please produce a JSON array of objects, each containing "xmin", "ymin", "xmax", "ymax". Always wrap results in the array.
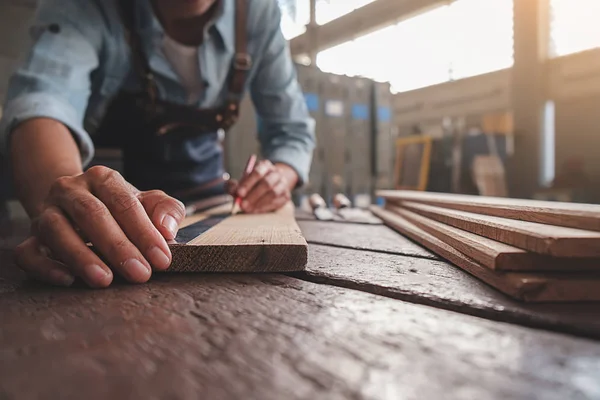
[{"xmin": 0, "ymin": 0, "xmax": 315, "ymax": 288}]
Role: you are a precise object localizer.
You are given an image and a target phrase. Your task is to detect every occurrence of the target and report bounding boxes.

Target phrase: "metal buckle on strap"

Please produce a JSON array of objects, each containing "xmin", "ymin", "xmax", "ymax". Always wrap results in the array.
[{"xmin": 234, "ymin": 53, "xmax": 252, "ymax": 71}]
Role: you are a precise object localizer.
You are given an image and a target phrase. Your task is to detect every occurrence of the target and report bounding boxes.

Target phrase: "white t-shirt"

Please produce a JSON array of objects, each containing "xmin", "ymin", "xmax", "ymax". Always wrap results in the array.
[{"xmin": 162, "ymin": 34, "xmax": 203, "ymax": 104}]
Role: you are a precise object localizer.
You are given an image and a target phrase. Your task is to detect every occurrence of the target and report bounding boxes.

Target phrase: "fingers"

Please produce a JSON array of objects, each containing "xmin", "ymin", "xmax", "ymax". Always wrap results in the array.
[
  {"xmin": 138, "ymin": 190, "xmax": 186, "ymax": 241},
  {"xmin": 15, "ymin": 237, "xmax": 75, "ymax": 287},
  {"xmin": 242, "ymin": 170, "xmax": 281, "ymax": 213},
  {"xmin": 47, "ymin": 169, "xmax": 152, "ymax": 282},
  {"xmin": 253, "ymin": 180, "xmax": 291, "ymax": 213},
  {"xmin": 236, "ymin": 160, "xmax": 274, "ymax": 199},
  {"xmin": 87, "ymin": 169, "xmax": 172, "ymax": 271},
  {"xmin": 225, "ymin": 179, "xmax": 239, "ymax": 197},
  {"xmin": 23, "ymin": 165, "xmax": 188, "ymax": 288},
  {"xmin": 31, "ymin": 207, "xmax": 114, "ymax": 288}
]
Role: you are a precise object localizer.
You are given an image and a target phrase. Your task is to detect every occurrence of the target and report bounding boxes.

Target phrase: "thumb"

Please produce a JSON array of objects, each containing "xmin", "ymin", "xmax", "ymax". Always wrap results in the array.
[{"xmin": 137, "ymin": 190, "xmax": 186, "ymax": 240}]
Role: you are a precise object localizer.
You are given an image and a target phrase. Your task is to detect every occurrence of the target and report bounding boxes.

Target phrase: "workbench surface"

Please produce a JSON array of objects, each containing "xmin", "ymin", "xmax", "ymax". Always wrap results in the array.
[{"xmin": 1, "ymin": 214, "xmax": 600, "ymax": 400}]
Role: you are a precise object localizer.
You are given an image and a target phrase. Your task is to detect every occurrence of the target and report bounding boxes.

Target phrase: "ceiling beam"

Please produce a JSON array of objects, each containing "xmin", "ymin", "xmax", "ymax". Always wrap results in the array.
[{"xmin": 290, "ymin": 0, "xmax": 454, "ymax": 56}]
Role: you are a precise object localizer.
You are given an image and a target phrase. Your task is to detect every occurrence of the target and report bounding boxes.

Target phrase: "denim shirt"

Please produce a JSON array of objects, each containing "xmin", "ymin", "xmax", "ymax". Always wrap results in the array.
[{"xmin": 0, "ymin": 0, "xmax": 315, "ymax": 188}]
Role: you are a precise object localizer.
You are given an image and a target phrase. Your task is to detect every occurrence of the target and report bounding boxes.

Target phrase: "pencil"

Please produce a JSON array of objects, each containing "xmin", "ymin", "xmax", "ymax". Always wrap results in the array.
[{"xmin": 231, "ymin": 154, "xmax": 258, "ymax": 215}]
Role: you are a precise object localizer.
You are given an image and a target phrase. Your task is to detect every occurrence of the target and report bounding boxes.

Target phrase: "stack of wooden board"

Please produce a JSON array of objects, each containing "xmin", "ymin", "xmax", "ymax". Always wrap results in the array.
[{"xmin": 371, "ymin": 191, "xmax": 600, "ymax": 302}]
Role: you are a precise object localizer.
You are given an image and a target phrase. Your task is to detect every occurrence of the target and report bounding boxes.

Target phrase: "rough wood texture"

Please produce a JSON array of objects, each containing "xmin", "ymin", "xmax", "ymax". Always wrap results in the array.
[
  {"xmin": 398, "ymin": 201, "xmax": 600, "ymax": 257},
  {"xmin": 370, "ymin": 206, "xmax": 600, "ymax": 302},
  {"xmin": 302, "ymin": 244, "xmax": 600, "ymax": 340},
  {"xmin": 298, "ymin": 220, "xmax": 439, "ymax": 260},
  {"xmin": 394, "ymin": 207, "xmax": 600, "ymax": 272},
  {"xmin": 170, "ymin": 203, "xmax": 308, "ymax": 273},
  {"xmin": 378, "ymin": 189, "xmax": 600, "ymax": 231},
  {"xmin": 2, "ymin": 260, "xmax": 600, "ymax": 400},
  {"xmin": 295, "ymin": 209, "xmax": 383, "ymax": 225},
  {"xmin": 179, "ymin": 202, "xmax": 237, "ymax": 229}
]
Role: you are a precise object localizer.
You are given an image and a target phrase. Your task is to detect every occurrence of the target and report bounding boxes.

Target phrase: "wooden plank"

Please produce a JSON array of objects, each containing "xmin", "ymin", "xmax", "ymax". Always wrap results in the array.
[
  {"xmin": 295, "ymin": 209, "xmax": 383, "ymax": 225},
  {"xmin": 2, "ymin": 260, "xmax": 600, "ymax": 399},
  {"xmin": 170, "ymin": 203, "xmax": 307, "ymax": 273},
  {"xmin": 397, "ymin": 201, "xmax": 600, "ymax": 257},
  {"xmin": 178, "ymin": 202, "xmax": 233, "ymax": 229},
  {"xmin": 394, "ymin": 207, "xmax": 600, "ymax": 272},
  {"xmin": 370, "ymin": 206, "xmax": 600, "ymax": 302},
  {"xmin": 378, "ymin": 189, "xmax": 600, "ymax": 231},
  {"xmin": 298, "ymin": 220, "xmax": 439, "ymax": 260},
  {"xmin": 302, "ymin": 244, "xmax": 600, "ymax": 340}
]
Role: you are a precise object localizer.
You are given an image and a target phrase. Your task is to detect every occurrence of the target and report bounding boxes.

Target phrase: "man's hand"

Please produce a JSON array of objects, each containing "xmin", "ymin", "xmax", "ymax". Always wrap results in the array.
[
  {"xmin": 229, "ymin": 161, "xmax": 297, "ymax": 214},
  {"xmin": 15, "ymin": 166, "xmax": 186, "ymax": 288}
]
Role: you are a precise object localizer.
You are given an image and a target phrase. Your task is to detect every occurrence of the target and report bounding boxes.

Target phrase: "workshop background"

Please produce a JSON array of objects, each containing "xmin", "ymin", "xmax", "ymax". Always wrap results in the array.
[{"xmin": 1, "ymin": 0, "xmax": 599, "ymax": 214}]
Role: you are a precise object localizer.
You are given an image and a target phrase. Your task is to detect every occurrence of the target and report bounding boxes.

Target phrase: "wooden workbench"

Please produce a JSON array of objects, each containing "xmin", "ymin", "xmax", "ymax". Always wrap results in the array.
[{"xmin": 1, "ymin": 213, "xmax": 600, "ymax": 399}]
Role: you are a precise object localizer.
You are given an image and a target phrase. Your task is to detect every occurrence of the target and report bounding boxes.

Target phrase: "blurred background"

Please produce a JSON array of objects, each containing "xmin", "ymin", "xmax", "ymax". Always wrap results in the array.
[{"xmin": 1, "ymin": 0, "xmax": 599, "ymax": 215}]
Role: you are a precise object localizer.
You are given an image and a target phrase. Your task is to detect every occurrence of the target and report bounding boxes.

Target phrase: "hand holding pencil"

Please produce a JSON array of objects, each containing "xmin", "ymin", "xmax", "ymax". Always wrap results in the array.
[{"xmin": 229, "ymin": 155, "xmax": 298, "ymax": 214}]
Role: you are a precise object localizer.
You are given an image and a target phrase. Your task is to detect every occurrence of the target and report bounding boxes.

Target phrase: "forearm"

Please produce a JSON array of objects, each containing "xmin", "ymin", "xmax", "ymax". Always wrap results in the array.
[{"xmin": 10, "ymin": 118, "xmax": 84, "ymax": 217}]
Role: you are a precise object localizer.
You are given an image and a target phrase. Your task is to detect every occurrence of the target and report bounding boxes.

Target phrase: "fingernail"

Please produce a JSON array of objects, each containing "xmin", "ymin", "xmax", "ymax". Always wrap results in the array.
[
  {"xmin": 238, "ymin": 188, "xmax": 246, "ymax": 197},
  {"xmin": 50, "ymin": 269, "xmax": 75, "ymax": 287},
  {"xmin": 147, "ymin": 246, "xmax": 171, "ymax": 270},
  {"xmin": 162, "ymin": 215, "xmax": 178, "ymax": 237},
  {"xmin": 122, "ymin": 259, "xmax": 151, "ymax": 279},
  {"xmin": 88, "ymin": 264, "xmax": 111, "ymax": 284}
]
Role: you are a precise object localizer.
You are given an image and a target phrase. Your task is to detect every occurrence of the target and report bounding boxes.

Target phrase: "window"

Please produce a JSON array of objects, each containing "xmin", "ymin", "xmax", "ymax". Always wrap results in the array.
[
  {"xmin": 550, "ymin": 0, "xmax": 600, "ymax": 57},
  {"xmin": 279, "ymin": 0, "xmax": 309, "ymax": 40},
  {"xmin": 316, "ymin": 0, "xmax": 514, "ymax": 93},
  {"xmin": 279, "ymin": 0, "xmax": 378, "ymax": 39}
]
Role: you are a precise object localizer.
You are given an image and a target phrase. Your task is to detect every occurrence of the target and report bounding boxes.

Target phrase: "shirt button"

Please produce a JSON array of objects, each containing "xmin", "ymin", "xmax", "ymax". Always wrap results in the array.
[{"xmin": 48, "ymin": 24, "xmax": 61, "ymax": 34}]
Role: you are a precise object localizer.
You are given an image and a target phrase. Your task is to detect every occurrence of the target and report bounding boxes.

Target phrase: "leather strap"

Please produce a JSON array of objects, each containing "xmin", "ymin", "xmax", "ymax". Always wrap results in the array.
[
  {"xmin": 229, "ymin": 0, "xmax": 251, "ymax": 101},
  {"xmin": 117, "ymin": 0, "xmax": 159, "ymax": 104},
  {"xmin": 118, "ymin": 0, "xmax": 250, "ymax": 106}
]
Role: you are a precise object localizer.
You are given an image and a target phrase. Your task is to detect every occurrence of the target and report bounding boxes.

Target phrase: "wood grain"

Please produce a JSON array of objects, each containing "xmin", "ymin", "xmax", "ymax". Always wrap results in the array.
[
  {"xmin": 393, "ymin": 206, "xmax": 600, "ymax": 271},
  {"xmin": 179, "ymin": 202, "xmax": 235, "ymax": 229},
  {"xmin": 397, "ymin": 201, "xmax": 600, "ymax": 257},
  {"xmin": 378, "ymin": 189, "xmax": 600, "ymax": 231},
  {"xmin": 170, "ymin": 203, "xmax": 308, "ymax": 273},
  {"xmin": 294, "ymin": 208, "xmax": 383, "ymax": 225},
  {"xmin": 298, "ymin": 220, "xmax": 439, "ymax": 260},
  {"xmin": 370, "ymin": 206, "xmax": 600, "ymax": 302},
  {"xmin": 301, "ymin": 244, "xmax": 600, "ymax": 340},
  {"xmin": 2, "ymin": 260, "xmax": 600, "ymax": 400}
]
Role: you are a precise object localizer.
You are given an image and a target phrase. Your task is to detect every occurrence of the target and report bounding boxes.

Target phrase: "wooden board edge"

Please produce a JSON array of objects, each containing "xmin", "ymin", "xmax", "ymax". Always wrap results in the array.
[
  {"xmin": 376, "ymin": 190, "xmax": 600, "ymax": 232},
  {"xmin": 168, "ymin": 243, "xmax": 308, "ymax": 273},
  {"xmin": 388, "ymin": 205, "xmax": 524, "ymax": 271},
  {"xmin": 397, "ymin": 201, "xmax": 600, "ymax": 258},
  {"xmin": 369, "ymin": 206, "xmax": 600, "ymax": 303}
]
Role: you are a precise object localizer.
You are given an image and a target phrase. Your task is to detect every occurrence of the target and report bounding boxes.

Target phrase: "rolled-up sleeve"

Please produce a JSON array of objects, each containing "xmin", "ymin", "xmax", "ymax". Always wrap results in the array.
[
  {"xmin": 249, "ymin": 3, "xmax": 316, "ymax": 186},
  {"xmin": 0, "ymin": 0, "xmax": 102, "ymax": 166}
]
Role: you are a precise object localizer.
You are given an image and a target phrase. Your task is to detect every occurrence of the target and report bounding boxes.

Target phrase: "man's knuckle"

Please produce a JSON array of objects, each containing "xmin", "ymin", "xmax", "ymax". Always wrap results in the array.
[
  {"xmin": 157, "ymin": 198, "xmax": 185, "ymax": 219},
  {"xmin": 86, "ymin": 165, "xmax": 113, "ymax": 181},
  {"xmin": 111, "ymin": 192, "xmax": 140, "ymax": 214},
  {"xmin": 36, "ymin": 209, "xmax": 63, "ymax": 234},
  {"xmin": 50, "ymin": 176, "xmax": 75, "ymax": 195},
  {"xmin": 72, "ymin": 194, "xmax": 108, "ymax": 217},
  {"xmin": 145, "ymin": 189, "xmax": 166, "ymax": 198},
  {"xmin": 107, "ymin": 237, "xmax": 131, "ymax": 255},
  {"xmin": 172, "ymin": 199, "xmax": 186, "ymax": 215}
]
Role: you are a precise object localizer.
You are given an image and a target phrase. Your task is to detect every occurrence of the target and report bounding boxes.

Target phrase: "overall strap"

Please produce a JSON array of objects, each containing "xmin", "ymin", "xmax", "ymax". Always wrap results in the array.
[
  {"xmin": 228, "ymin": 0, "xmax": 251, "ymax": 101},
  {"xmin": 117, "ymin": 0, "xmax": 159, "ymax": 103}
]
